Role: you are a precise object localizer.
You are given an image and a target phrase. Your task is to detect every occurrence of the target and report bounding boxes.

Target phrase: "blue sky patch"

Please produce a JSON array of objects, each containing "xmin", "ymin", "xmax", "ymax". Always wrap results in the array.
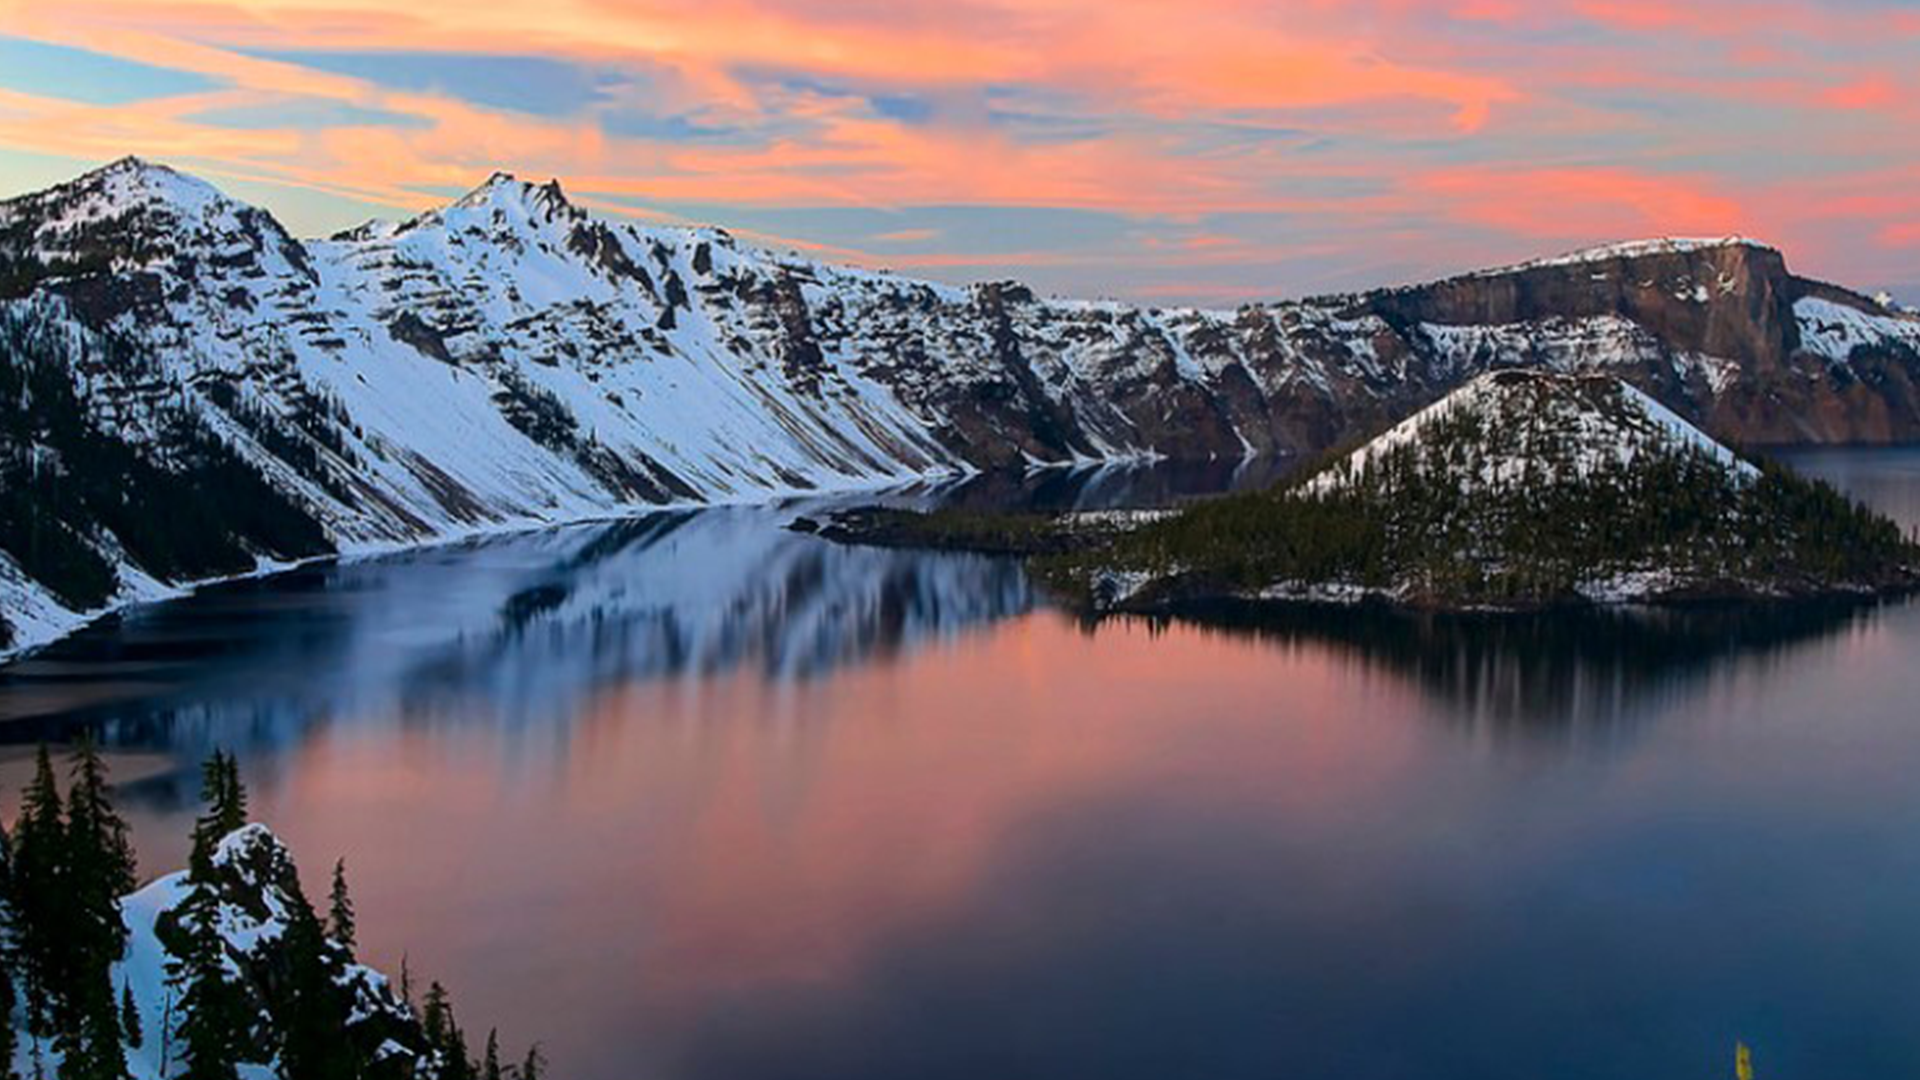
[
  {"xmin": 0, "ymin": 35, "xmax": 221, "ymax": 105},
  {"xmin": 249, "ymin": 50, "xmax": 632, "ymax": 117},
  {"xmin": 187, "ymin": 98, "xmax": 432, "ymax": 131}
]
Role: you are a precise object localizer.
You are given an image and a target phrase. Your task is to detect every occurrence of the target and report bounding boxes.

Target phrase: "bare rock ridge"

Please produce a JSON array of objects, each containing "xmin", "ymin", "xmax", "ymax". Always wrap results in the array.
[
  {"xmin": 1, "ymin": 157, "xmax": 1918, "ymax": 652},
  {"xmin": 1343, "ymin": 238, "xmax": 1919, "ymax": 444}
]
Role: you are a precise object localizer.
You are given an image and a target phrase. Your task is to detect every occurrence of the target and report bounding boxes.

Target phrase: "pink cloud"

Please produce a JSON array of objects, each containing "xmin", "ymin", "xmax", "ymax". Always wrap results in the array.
[
  {"xmin": 0, "ymin": 0, "xmax": 1917, "ymax": 297},
  {"xmin": 1412, "ymin": 165, "xmax": 1746, "ymax": 240},
  {"xmin": 1820, "ymin": 76, "xmax": 1901, "ymax": 112}
]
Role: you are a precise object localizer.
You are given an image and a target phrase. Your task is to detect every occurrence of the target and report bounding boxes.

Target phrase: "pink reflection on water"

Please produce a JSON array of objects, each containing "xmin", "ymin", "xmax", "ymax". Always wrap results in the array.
[{"xmin": 236, "ymin": 611, "xmax": 1427, "ymax": 1071}]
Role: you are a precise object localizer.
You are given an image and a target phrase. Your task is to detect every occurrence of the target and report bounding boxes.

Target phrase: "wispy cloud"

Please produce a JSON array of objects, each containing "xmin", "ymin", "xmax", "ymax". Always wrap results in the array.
[{"xmin": 0, "ymin": 0, "xmax": 1915, "ymax": 302}]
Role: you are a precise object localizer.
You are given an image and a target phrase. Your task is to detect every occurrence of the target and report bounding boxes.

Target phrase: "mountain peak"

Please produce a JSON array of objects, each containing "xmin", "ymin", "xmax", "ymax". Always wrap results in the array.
[
  {"xmin": 15, "ymin": 154, "xmax": 240, "ymax": 224},
  {"xmin": 449, "ymin": 170, "xmax": 575, "ymax": 217},
  {"xmin": 95, "ymin": 154, "xmax": 161, "ymax": 176},
  {"xmin": 1310, "ymin": 368, "xmax": 1755, "ymax": 498}
]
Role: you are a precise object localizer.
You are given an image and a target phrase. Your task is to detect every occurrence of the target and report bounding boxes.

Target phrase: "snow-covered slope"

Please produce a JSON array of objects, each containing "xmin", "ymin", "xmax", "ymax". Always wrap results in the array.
[
  {"xmin": 3, "ymin": 157, "xmax": 1919, "ymax": 655},
  {"xmin": 1308, "ymin": 369, "xmax": 1759, "ymax": 496},
  {"xmin": 26, "ymin": 824, "xmax": 441, "ymax": 1080}
]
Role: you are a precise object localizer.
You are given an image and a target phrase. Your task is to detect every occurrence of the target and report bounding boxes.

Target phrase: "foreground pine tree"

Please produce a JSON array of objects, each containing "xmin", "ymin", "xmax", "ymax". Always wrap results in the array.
[
  {"xmin": 13, "ymin": 746, "xmax": 66, "ymax": 1038},
  {"xmin": 278, "ymin": 879, "xmax": 359, "ymax": 1080},
  {"xmin": 0, "ymin": 743, "xmax": 537, "ymax": 1080},
  {"xmin": 481, "ymin": 1029, "xmax": 502, "ymax": 1080},
  {"xmin": 58, "ymin": 738, "xmax": 137, "ymax": 1080},
  {"xmin": 0, "ymin": 820, "xmax": 19, "ymax": 1080},
  {"xmin": 167, "ymin": 753, "xmax": 255, "ymax": 1080},
  {"xmin": 518, "ymin": 1043, "xmax": 546, "ymax": 1080},
  {"xmin": 190, "ymin": 751, "xmax": 248, "ymax": 854},
  {"xmin": 327, "ymin": 858, "xmax": 356, "ymax": 953}
]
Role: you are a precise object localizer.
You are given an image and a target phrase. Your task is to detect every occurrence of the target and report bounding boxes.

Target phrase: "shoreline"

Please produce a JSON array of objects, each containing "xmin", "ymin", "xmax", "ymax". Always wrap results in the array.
[
  {"xmin": 0, "ymin": 463, "xmax": 991, "ymax": 666},
  {"xmin": 804, "ymin": 503, "xmax": 1920, "ymax": 617}
]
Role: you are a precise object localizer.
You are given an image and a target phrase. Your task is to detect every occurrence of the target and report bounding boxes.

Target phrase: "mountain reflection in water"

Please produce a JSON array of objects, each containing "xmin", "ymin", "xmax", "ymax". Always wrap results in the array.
[
  {"xmin": 4, "ymin": 456, "xmax": 1920, "ymax": 1080},
  {"xmin": 0, "ymin": 457, "xmax": 1904, "ymax": 758},
  {"xmin": 0, "ymin": 505, "xmax": 1032, "ymax": 743},
  {"xmin": 1154, "ymin": 597, "xmax": 1895, "ymax": 737}
]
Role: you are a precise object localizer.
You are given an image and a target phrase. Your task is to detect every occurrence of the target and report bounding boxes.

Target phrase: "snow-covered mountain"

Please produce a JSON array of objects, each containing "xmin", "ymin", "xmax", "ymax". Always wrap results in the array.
[{"xmin": 3, "ymin": 157, "xmax": 1919, "ymax": 653}]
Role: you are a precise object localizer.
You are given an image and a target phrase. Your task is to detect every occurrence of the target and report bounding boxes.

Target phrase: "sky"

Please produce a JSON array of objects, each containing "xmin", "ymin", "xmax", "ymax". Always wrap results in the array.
[{"xmin": 0, "ymin": 0, "xmax": 1916, "ymax": 306}]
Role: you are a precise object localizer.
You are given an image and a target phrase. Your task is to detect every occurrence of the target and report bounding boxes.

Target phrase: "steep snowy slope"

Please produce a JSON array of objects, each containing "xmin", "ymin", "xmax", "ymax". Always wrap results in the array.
[{"xmin": 3, "ymin": 158, "xmax": 1919, "ymax": 654}]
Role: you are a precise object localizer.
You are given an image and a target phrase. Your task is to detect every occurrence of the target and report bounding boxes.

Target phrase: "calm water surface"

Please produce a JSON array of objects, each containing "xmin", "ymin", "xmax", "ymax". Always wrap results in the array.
[{"xmin": 4, "ymin": 455, "xmax": 1920, "ymax": 1080}]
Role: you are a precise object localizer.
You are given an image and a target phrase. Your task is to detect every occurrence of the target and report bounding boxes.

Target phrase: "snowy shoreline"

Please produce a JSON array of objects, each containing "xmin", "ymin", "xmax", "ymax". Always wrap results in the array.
[{"xmin": 1, "ymin": 464, "xmax": 985, "ymax": 666}]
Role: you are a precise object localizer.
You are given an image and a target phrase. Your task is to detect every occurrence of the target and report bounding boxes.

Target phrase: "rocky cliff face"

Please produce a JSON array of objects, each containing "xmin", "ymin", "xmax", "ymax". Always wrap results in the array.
[
  {"xmin": 1343, "ymin": 240, "xmax": 1920, "ymax": 445},
  {"xmin": 2, "ymin": 158, "xmax": 1918, "ymax": 653}
]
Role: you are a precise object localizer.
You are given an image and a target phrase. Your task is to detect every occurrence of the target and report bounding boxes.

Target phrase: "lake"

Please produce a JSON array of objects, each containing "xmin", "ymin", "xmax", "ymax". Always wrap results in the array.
[{"xmin": 2, "ymin": 451, "xmax": 1919, "ymax": 1080}]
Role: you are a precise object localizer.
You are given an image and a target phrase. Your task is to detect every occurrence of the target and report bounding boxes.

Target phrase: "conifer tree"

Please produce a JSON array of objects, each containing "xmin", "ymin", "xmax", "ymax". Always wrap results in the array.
[
  {"xmin": 169, "ymin": 753, "xmax": 255, "ymax": 1080},
  {"xmin": 516, "ymin": 1043, "xmax": 545, "ymax": 1080},
  {"xmin": 166, "ymin": 868, "xmax": 243, "ymax": 1080},
  {"xmin": 191, "ymin": 751, "xmax": 249, "ymax": 857},
  {"xmin": 447, "ymin": 1022, "xmax": 473, "ymax": 1080},
  {"xmin": 218, "ymin": 754, "xmax": 247, "ymax": 838},
  {"xmin": 420, "ymin": 983, "xmax": 452, "ymax": 1056},
  {"xmin": 398, "ymin": 953, "xmax": 414, "ymax": 1014},
  {"xmin": 50, "ymin": 738, "xmax": 136, "ymax": 1080},
  {"xmin": 327, "ymin": 859, "xmax": 356, "ymax": 951},
  {"xmin": 481, "ymin": 1030, "xmax": 502, "ymax": 1080},
  {"xmin": 118, "ymin": 984, "xmax": 140, "ymax": 1051},
  {"xmin": 278, "ymin": 882, "xmax": 356, "ymax": 1080},
  {"xmin": 12, "ymin": 746, "xmax": 66, "ymax": 1037},
  {"xmin": 65, "ymin": 736, "xmax": 136, "ymax": 971},
  {"xmin": 64, "ymin": 737, "xmax": 135, "ymax": 923},
  {"xmin": 420, "ymin": 982, "xmax": 477, "ymax": 1080},
  {"xmin": 0, "ymin": 818, "xmax": 22, "ymax": 1080}
]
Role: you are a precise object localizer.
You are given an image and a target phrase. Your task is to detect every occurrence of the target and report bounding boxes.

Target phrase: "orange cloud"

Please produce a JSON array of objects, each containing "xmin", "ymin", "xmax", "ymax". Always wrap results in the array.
[
  {"xmin": 1413, "ymin": 165, "xmax": 1746, "ymax": 240},
  {"xmin": 1, "ymin": 0, "xmax": 1918, "ymax": 299}
]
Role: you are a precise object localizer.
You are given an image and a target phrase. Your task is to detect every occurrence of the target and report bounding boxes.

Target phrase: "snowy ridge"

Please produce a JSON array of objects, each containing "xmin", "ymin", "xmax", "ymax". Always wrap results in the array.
[
  {"xmin": 3, "ymin": 159, "xmax": 1919, "ymax": 658},
  {"xmin": 1475, "ymin": 237, "xmax": 1773, "ymax": 276}
]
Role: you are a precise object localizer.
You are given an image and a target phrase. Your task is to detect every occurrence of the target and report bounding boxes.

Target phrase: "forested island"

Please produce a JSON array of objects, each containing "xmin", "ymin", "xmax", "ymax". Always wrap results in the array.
[{"xmin": 812, "ymin": 371, "xmax": 1920, "ymax": 613}]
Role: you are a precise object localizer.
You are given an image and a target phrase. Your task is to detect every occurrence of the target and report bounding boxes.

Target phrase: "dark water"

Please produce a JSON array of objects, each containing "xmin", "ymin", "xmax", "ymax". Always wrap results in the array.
[{"xmin": 5, "ymin": 455, "xmax": 1920, "ymax": 1080}]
